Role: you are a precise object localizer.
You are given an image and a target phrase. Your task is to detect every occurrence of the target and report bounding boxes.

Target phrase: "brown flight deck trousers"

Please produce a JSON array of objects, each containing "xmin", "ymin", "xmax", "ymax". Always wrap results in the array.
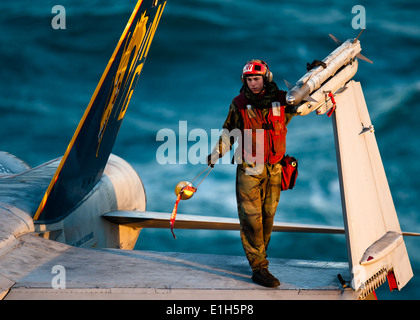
[{"xmin": 236, "ymin": 162, "xmax": 282, "ymax": 271}]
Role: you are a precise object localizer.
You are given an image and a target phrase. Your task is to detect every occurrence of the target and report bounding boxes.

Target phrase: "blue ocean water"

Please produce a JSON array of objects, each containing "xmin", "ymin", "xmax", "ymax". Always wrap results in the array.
[{"xmin": 0, "ymin": 0, "xmax": 419, "ymax": 299}]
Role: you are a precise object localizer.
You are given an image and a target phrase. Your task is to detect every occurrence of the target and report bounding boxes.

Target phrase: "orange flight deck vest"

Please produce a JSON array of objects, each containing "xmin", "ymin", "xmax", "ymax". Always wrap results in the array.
[{"xmin": 235, "ymin": 92, "xmax": 287, "ymax": 165}]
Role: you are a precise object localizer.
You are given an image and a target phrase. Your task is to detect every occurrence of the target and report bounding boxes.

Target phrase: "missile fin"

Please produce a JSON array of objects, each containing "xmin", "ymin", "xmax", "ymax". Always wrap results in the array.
[
  {"xmin": 303, "ymin": 94, "xmax": 318, "ymax": 103},
  {"xmin": 353, "ymin": 29, "xmax": 365, "ymax": 44},
  {"xmin": 335, "ymin": 86, "xmax": 348, "ymax": 95},
  {"xmin": 284, "ymin": 79, "xmax": 295, "ymax": 90},
  {"xmin": 329, "ymin": 34, "xmax": 342, "ymax": 45},
  {"xmin": 356, "ymin": 53, "xmax": 373, "ymax": 64}
]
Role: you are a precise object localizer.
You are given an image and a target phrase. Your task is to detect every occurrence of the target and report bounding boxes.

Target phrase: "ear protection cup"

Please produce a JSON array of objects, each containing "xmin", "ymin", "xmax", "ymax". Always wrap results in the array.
[
  {"xmin": 266, "ymin": 70, "xmax": 273, "ymax": 83},
  {"xmin": 260, "ymin": 60, "xmax": 273, "ymax": 83}
]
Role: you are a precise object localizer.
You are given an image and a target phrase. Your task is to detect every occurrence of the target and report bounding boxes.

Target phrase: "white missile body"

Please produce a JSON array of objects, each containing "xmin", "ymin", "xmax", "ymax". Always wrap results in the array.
[{"xmin": 285, "ymin": 34, "xmax": 372, "ymax": 115}]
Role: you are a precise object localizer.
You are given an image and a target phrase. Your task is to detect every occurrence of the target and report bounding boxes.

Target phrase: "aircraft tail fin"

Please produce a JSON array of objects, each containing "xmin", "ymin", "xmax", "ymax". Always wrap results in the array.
[
  {"xmin": 33, "ymin": 0, "xmax": 166, "ymax": 223},
  {"xmin": 332, "ymin": 80, "xmax": 413, "ymax": 299}
]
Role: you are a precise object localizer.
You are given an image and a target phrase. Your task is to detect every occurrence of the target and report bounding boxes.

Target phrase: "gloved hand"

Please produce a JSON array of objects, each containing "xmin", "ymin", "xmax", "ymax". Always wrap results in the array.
[{"xmin": 206, "ymin": 152, "xmax": 220, "ymax": 168}]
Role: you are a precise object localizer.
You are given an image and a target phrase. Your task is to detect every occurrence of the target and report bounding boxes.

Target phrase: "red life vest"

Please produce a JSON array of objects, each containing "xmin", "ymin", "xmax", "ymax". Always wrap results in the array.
[{"xmin": 235, "ymin": 92, "xmax": 287, "ymax": 165}]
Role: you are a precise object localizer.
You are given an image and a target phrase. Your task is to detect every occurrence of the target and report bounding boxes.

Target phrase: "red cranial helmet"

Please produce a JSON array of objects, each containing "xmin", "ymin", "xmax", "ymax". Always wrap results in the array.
[{"xmin": 241, "ymin": 59, "xmax": 273, "ymax": 83}]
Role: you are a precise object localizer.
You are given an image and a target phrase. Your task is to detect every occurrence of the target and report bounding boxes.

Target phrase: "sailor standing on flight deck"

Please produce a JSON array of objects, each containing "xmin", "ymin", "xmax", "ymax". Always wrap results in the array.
[{"xmin": 207, "ymin": 60, "xmax": 295, "ymax": 287}]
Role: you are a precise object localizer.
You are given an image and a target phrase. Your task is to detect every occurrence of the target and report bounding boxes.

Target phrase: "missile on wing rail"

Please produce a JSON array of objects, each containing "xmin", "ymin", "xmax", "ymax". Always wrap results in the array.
[{"xmin": 285, "ymin": 32, "xmax": 372, "ymax": 114}]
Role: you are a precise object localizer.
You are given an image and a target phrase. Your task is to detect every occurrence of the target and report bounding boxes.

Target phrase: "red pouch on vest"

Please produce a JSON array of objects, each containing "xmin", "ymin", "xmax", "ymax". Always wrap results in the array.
[{"xmin": 280, "ymin": 155, "xmax": 298, "ymax": 191}]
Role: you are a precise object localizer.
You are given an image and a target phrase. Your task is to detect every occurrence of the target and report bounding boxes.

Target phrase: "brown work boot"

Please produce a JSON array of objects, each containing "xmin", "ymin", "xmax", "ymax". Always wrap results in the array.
[{"xmin": 252, "ymin": 268, "xmax": 280, "ymax": 287}]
